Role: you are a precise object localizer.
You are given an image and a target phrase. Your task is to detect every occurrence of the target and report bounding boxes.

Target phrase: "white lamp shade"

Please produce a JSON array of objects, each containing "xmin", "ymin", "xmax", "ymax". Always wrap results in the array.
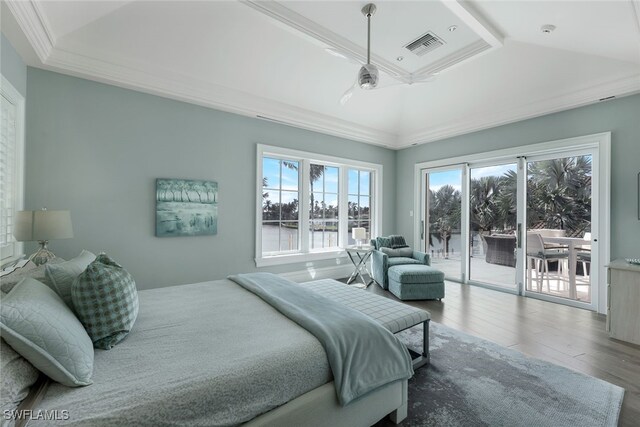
[
  {"xmin": 352, "ymin": 227, "xmax": 367, "ymax": 240},
  {"xmin": 14, "ymin": 210, "xmax": 74, "ymax": 242}
]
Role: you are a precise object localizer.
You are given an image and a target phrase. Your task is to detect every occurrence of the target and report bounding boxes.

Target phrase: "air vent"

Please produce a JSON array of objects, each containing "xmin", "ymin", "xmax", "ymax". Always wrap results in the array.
[{"xmin": 404, "ymin": 31, "xmax": 445, "ymax": 57}]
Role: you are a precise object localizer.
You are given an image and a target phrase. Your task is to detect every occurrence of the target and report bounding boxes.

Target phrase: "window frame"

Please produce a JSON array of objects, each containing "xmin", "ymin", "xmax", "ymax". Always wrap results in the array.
[
  {"xmin": 256, "ymin": 144, "xmax": 382, "ymax": 267},
  {"xmin": 0, "ymin": 75, "xmax": 25, "ymax": 266}
]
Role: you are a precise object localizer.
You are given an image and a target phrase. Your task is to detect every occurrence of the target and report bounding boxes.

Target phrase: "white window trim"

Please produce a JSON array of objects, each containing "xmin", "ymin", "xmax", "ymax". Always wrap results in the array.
[
  {"xmin": 0, "ymin": 75, "xmax": 25, "ymax": 266},
  {"xmin": 256, "ymin": 144, "xmax": 383, "ymax": 267}
]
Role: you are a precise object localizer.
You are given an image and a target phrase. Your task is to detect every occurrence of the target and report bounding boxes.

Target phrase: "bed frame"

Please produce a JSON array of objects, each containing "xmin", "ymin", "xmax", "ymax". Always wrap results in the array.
[{"xmin": 246, "ymin": 379, "xmax": 407, "ymax": 426}]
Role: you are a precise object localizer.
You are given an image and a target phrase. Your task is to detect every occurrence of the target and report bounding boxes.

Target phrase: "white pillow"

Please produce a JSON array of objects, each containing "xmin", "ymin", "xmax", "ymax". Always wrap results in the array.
[
  {"xmin": 45, "ymin": 250, "xmax": 96, "ymax": 308},
  {"xmin": 0, "ymin": 277, "xmax": 94, "ymax": 387},
  {"xmin": 0, "ymin": 337, "xmax": 40, "ymax": 414}
]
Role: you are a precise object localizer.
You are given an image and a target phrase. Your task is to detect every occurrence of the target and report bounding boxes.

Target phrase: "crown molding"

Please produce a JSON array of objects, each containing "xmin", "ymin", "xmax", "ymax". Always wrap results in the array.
[
  {"xmin": 42, "ymin": 48, "xmax": 397, "ymax": 147},
  {"xmin": 4, "ymin": 0, "xmax": 54, "ymax": 62},
  {"xmin": 397, "ymin": 74, "xmax": 640, "ymax": 148}
]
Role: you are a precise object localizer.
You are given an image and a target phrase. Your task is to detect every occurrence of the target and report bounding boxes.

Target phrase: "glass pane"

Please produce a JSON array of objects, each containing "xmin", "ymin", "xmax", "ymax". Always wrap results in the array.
[
  {"xmin": 348, "ymin": 169, "xmax": 359, "ymax": 195},
  {"xmin": 359, "ymin": 171, "xmax": 370, "ymax": 196},
  {"xmin": 348, "ymin": 195, "xmax": 359, "ymax": 219},
  {"xmin": 280, "ymin": 191, "xmax": 299, "ymax": 220},
  {"xmin": 324, "ymin": 166, "xmax": 339, "ymax": 193},
  {"xmin": 310, "ymin": 164, "xmax": 324, "ymax": 192},
  {"xmin": 309, "ymin": 220, "xmax": 339, "ymax": 250},
  {"xmin": 262, "ymin": 157, "xmax": 280, "ymax": 190},
  {"xmin": 262, "ymin": 192, "xmax": 280, "ymax": 221},
  {"xmin": 525, "ymin": 155, "xmax": 592, "ymax": 303},
  {"xmin": 311, "ymin": 192, "xmax": 324, "ymax": 218},
  {"xmin": 281, "ymin": 160, "xmax": 299, "ymax": 191},
  {"xmin": 359, "ymin": 196, "xmax": 370, "ymax": 221},
  {"xmin": 279, "ymin": 222, "xmax": 299, "ymax": 251},
  {"xmin": 469, "ymin": 163, "xmax": 517, "ymax": 288},
  {"xmin": 261, "ymin": 221, "xmax": 280, "ymax": 253},
  {"xmin": 427, "ymin": 169, "xmax": 463, "ymax": 281},
  {"xmin": 324, "ymin": 194, "xmax": 338, "ymax": 219}
]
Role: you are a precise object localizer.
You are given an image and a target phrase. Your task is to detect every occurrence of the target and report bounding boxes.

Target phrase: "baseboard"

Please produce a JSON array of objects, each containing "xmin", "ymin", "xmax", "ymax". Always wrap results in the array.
[{"xmin": 279, "ymin": 264, "xmax": 356, "ymax": 283}]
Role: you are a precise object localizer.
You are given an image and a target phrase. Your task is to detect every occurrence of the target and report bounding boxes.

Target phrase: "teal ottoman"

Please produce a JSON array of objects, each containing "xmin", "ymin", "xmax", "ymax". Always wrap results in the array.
[{"xmin": 388, "ymin": 264, "xmax": 445, "ymax": 301}]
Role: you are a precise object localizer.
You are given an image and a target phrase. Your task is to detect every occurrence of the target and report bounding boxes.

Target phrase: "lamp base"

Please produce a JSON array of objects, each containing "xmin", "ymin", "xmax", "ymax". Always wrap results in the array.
[{"xmin": 29, "ymin": 241, "xmax": 56, "ymax": 266}]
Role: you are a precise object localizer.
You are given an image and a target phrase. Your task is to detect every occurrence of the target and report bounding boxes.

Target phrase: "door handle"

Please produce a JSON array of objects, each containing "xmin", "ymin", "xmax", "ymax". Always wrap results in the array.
[
  {"xmin": 517, "ymin": 223, "xmax": 522, "ymax": 249},
  {"xmin": 420, "ymin": 221, "xmax": 424, "ymax": 240}
]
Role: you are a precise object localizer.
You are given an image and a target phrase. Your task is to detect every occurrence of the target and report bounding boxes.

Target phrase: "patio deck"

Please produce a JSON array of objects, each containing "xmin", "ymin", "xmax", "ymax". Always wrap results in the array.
[{"xmin": 429, "ymin": 254, "xmax": 591, "ymax": 303}]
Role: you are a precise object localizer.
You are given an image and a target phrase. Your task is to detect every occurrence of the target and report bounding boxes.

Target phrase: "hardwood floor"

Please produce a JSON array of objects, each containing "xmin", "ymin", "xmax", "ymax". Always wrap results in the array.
[{"xmin": 364, "ymin": 280, "xmax": 640, "ymax": 426}]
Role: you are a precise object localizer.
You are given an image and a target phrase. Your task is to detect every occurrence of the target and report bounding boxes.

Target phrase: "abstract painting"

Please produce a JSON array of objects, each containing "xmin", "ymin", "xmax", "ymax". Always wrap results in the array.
[{"xmin": 156, "ymin": 178, "xmax": 218, "ymax": 237}]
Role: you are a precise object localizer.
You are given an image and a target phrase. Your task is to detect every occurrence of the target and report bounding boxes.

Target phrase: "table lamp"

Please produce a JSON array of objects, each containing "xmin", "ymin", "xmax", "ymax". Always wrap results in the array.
[
  {"xmin": 13, "ymin": 208, "xmax": 73, "ymax": 266},
  {"xmin": 352, "ymin": 227, "xmax": 367, "ymax": 248}
]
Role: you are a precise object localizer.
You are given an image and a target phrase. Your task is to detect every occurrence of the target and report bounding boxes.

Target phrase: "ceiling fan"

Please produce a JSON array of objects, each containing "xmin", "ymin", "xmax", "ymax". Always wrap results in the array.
[{"xmin": 336, "ymin": 3, "xmax": 436, "ymax": 105}]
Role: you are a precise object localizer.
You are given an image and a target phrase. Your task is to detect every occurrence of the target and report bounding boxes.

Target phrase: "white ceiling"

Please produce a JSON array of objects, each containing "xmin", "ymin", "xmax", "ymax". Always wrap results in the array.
[{"xmin": 3, "ymin": 0, "xmax": 640, "ymax": 149}]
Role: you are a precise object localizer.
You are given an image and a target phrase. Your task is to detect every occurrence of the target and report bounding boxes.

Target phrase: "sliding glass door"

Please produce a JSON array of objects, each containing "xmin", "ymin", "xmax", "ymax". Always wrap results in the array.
[
  {"xmin": 468, "ymin": 162, "xmax": 518, "ymax": 289},
  {"xmin": 423, "ymin": 168, "xmax": 463, "ymax": 281},
  {"xmin": 524, "ymin": 152, "xmax": 595, "ymax": 304},
  {"xmin": 420, "ymin": 145, "xmax": 599, "ymax": 311}
]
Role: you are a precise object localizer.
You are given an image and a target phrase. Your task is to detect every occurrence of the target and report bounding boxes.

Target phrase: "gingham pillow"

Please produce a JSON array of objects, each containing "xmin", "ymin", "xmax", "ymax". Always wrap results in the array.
[{"xmin": 71, "ymin": 254, "xmax": 138, "ymax": 350}]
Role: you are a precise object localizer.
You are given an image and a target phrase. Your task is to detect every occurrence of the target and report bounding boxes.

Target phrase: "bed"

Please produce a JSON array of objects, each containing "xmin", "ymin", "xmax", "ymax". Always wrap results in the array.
[{"xmin": 14, "ymin": 274, "xmax": 427, "ymax": 426}]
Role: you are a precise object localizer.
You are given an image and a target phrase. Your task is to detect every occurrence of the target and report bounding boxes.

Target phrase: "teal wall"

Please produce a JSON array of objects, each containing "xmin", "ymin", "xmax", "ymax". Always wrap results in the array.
[
  {"xmin": 21, "ymin": 64, "xmax": 640, "ymax": 290},
  {"xmin": 25, "ymin": 68, "xmax": 397, "ymax": 289},
  {"xmin": 1, "ymin": 33, "xmax": 26, "ymax": 97},
  {"xmin": 396, "ymin": 94, "xmax": 640, "ymax": 260}
]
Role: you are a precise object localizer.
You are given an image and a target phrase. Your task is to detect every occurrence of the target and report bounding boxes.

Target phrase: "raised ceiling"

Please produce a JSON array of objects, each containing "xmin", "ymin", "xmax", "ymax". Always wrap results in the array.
[{"xmin": 3, "ymin": 0, "xmax": 640, "ymax": 148}]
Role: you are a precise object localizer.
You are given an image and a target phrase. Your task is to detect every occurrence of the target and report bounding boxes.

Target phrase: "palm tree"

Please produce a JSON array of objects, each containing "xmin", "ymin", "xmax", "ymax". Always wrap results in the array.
[
  {"xmin": 469, "ymin": 176, "xmax": 500, "ymax": 233},
  {"xmin": 429, "ymin": 185, "xmax": 461, "ymax": 256},
  {"xmin": 281, "ymin": 161, "xmax": 324, "ymax": 248},
  {"xmin": 527, "ymin": 156, "xmax": 591, "ymax": 233},
  {"xmin": 495, "ymin": 170, "xmax": 517, "ymax": 231}
]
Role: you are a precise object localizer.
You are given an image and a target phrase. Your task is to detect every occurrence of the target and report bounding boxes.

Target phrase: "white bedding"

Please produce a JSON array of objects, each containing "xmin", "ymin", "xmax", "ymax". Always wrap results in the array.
[{"xmin": 31, "ymin": 279, "xmax": 332, "ymax": 426}]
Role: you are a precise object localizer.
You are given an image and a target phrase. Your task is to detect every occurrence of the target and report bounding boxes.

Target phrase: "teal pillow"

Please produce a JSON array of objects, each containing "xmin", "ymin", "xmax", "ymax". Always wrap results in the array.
[
  {"xmin": 376, "ymin": 237, "xmax": 392, "ymax": 249},
  {"xmin": 71, "ymin": 254, "xmax": 138, "ymax": 350},
  {"xmin": 45, "ymin": 250, "xmax": 96, "ymax": 308},
  {"xmin": 0, "ymin": 278, "xmax": 94, "ymax": 387},
  {"xmin": 380, "ymin": 247, "xmax": 414, "ymax": 258}
]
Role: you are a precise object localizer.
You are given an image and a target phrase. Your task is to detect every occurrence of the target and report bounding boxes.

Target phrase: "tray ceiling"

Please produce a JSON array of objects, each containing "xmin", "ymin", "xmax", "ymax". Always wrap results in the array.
[{"xmin": 3, "ymin": 0, "xmax": 640, "ymax": 148}]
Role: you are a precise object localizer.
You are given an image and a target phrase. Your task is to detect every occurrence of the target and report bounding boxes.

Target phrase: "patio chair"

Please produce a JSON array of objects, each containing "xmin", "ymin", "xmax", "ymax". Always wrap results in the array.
[
  {"xmin": 526, "ymin": 233, "xmax": 569, "ymax": 293},
  {"xmin": 481, "ymin": 234, "xmax": 516, "ymax": 267},
  {"xmin": 576, "ymin": 232, "xmax": 592, "ymax": 301}
]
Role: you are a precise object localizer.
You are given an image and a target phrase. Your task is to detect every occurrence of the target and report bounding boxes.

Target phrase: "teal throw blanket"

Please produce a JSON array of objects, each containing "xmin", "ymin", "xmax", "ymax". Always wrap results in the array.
[{"xmin": 228, "ymin": 273, "xmax": 413, "ymax": 405}]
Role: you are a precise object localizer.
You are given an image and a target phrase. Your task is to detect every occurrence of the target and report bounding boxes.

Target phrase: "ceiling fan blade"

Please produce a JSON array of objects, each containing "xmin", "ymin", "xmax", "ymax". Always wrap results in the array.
[{"xmin": 340, "ymin": 83, "xmax": 357, "ymax": 105}]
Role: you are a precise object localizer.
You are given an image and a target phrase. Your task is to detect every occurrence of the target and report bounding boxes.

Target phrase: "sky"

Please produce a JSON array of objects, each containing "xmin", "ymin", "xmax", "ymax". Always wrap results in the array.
[
  {"xmin": 428, "ymin": 164, "xmax": 516, "ymax": 192},
  {"xmin": 263, "ymin": 158, "xmax": 371, "ymax": 207}
]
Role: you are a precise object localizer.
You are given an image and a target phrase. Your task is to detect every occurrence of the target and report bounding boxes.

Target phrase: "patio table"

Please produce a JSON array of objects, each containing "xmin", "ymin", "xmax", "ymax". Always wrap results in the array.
[{"xmin": 541, "ymin": 236, "xmax": 590, "ymax": 299}]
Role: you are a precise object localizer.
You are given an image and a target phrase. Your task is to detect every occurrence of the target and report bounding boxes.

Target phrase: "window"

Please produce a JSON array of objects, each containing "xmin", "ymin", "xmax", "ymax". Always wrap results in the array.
[
  {"xmin": 0, "ymin": 77, "xmax": 25, "ymax": 263},
  {"xmin": 262, "ymin": 157, "xmax": 299, "ymax": 255},
  {"xmin": 257, "ymin": 145, "xmax": 381, "ymax": 266},
  {"xmin": 348, "ymin": 169, "xmax": 372, "ymax": 246},
  {"xmin": 310, "ymin": 164, "xmax": 339, "ymax": 250}
]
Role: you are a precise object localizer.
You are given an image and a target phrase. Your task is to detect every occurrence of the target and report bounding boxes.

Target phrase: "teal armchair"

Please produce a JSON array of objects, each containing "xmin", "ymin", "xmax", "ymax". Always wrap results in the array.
[{"xmin": 370, "ymin": 235, "xmax": 431, "ymax": 290}]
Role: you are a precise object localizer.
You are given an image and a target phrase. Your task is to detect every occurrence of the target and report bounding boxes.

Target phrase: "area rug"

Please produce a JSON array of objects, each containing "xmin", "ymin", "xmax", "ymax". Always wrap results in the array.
[{"xmin": 376, "ymin": 322, "xmax": 624, "ymax": 427}]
